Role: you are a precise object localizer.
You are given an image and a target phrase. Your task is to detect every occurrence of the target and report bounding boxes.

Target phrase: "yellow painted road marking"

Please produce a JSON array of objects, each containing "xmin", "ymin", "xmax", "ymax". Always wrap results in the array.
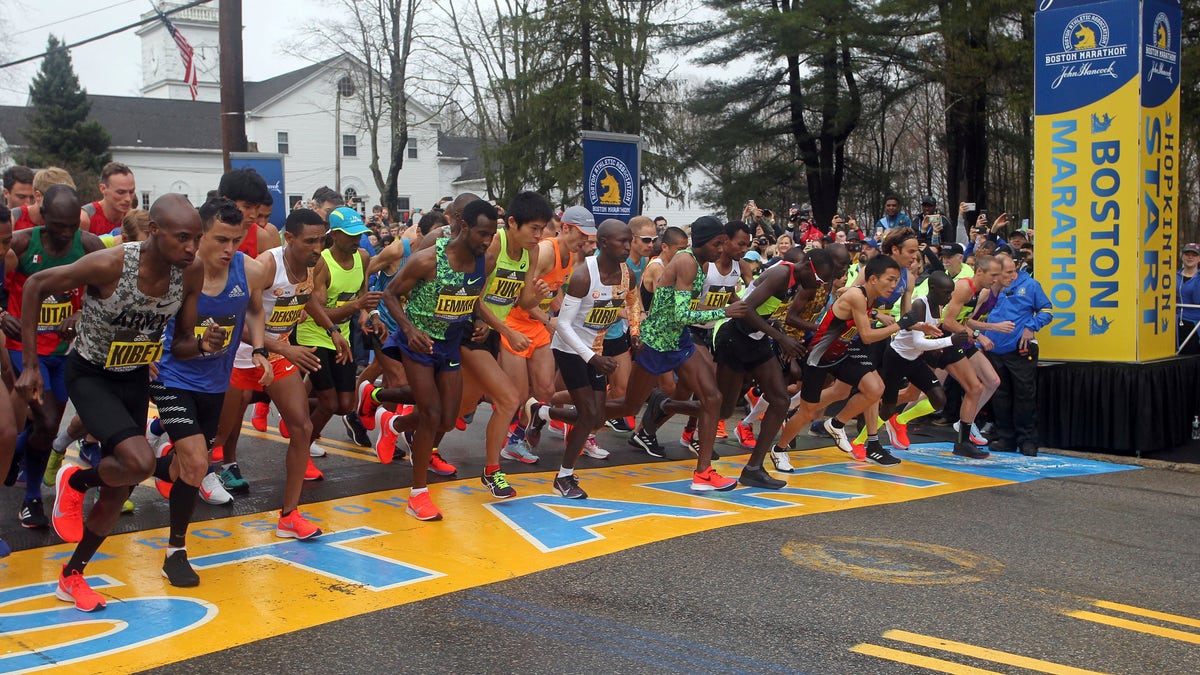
[
  {"xmin": 238, "ymin": 424, "xmax": 378, "ymax": 459},
  {"xmin": 882, "ymin": 630, "xmax": 1111, "ymax": 675},
  {"xmin": 1067, "ymin": 610, "xmax": 1200, "ymax": 645},
  {"xmin": 850, "ymin": 643, "xmax": 1001, "ymax": 674},
  {"xmin": 1090, "ymin": 600, "xmax": 1200, "ymax": 629}
]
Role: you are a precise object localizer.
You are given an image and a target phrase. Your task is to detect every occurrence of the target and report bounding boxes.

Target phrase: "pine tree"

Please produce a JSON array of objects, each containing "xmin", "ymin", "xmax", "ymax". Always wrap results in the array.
[{"xmin": 18, "ymin": 36, "xmax": 111, "ymax": 176}]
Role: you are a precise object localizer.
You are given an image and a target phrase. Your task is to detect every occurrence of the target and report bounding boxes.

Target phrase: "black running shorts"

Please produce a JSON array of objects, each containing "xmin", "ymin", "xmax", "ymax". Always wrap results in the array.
[
  {"xmin": 66, "ymin": 352, "xmax": 149, "ymax": 456},
  {"xmin": 149, "ymin": 382, "xmax": 224, "ymax": 448}
]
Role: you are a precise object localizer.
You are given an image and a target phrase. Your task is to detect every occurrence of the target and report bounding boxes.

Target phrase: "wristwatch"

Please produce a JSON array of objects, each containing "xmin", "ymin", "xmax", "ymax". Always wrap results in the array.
[
  {"xmin": 252, "ymin": 347, "xmax": 269, "ymax": 359},
  {"xmin": 972, "ymin": 329, "xmax": 981, "ymax": 338},
  {"xmin": 325, "ymin": 325, "xmax": 338, "ymax": 336}
]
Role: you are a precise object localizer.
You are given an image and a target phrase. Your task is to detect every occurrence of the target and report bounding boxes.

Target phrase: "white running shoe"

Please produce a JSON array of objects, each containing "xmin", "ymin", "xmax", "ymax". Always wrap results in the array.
[
  {"xmin": 199, "ymin": 472, "xmax": 234, "ymax": 505},
  {"xmin": 582, "ymin": 435, "xmax": 611, "ymax": 460},
  {"xmin": 823, "ymin": 418, "xmax": 855, "ymax": 456},
  {"xmin": 309, "ymin": 442, "xmax": 327, "ymax": 457},
  {"xmin": 953, "ymin": 421, "xmax": 989, "ymax": 446},
  {"xmin": 146, "ymin": 418, "xmax": 169, "ymax": 455},
  {"xmin": 769, "ymin": 449, "xmax": 795, "ymax": 473}
]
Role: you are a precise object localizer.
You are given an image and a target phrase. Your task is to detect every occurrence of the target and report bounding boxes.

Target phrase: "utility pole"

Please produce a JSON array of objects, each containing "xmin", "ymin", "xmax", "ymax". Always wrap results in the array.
[{"xmin": 219, "ymin": 0, "xmax": 246, "ymax": 171}]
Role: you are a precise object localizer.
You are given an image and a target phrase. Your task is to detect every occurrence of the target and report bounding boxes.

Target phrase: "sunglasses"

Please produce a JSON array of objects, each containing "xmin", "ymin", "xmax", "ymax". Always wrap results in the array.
[{"xmin": 637, "ymin": 236, "xmax": 657, "ymax": 244}]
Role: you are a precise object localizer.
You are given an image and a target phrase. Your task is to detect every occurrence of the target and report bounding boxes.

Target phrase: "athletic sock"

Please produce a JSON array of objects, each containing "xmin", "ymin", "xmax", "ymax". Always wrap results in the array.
[
  {"xmin": 68, "ymin": 468, "xmax": 109, "ymax": 492},
  {"xmin": 789, "ymin": 391, "xmax": 804, "ymax": 408},
  {"xmin": 153, "ymin": 455, "xmax": 174, "ymax": 482},
  {"xmin": 65, "ymin": 528, "xmax": 105, "ymax": 575},
  {"xmin": 411, "ymin": 487, "xmax": 429, "ymax": 496},
  {"xmin": 485, "ymin": 464, "xmax": 500, "ymax": 476},
  {"xmin": 149, "ymin": 418, "xmax": 164, "ymax": 436},
  {"xmin": 897, "ymin": 399, "xmax": 936, "ymax": 425},
  {"xmin": 23, "ymin": 447, "xmax": 49, "ymax": 501},
  {"xmin": 957, "ymin": 420, "xmax": 971, "ymax": 444},
  {"xmin": 52, "ymin": 428, "xmax": 76, "ymax": 454},
  {"xmin": 854, "ymin": 426, "xmax": 868, "ymax": 445},
  {"xmin": 744, "ymin": 397, "xmax": 769, "ymax": 426},
  {"xmin": 168, "ymin": 480, "xmax": 199, "ymax": 548},
  {"xmin": 370, "ymin": 388, "xmax": 381, "ymax": 403},
  {"xmin": 557, "ymin": 467, "xmax": 574, "ymax": 478},
  {"xmin": 829, "ymin": 418, "xmax": 845, "ymax": 430},
  {"xmin": 507, "ymin": 425, "xmax": 526, "ymax": 444}
]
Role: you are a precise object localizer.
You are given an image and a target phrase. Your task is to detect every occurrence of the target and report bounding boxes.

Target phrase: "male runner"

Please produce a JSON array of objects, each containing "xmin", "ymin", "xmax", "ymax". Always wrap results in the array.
[
  {"xmin": 82, "ymin": 163, "xmax": 135, "ymax": 237},
  {"xmin": 2, "ymin": 186, "xmax": 104, "ymax": 529},
  {"xmin": 2, "ymin": 166, "xmax": 34, "ymax": 210},
  {"xmin": 0, "ymin": 206, "xmax": 17, "ymax": 556},
  {"xmin": 372, "ymin": 199, "xmax": 498, "ymax": 521},
  {"xmin": 149, "ymin": 197, "xmax": 271, "ymax": 585},
  {"xmin": 18, "ymin": 194, "xmax": 214, "ymax": 612},
  {"xmin": 602, "ymin": 215, "xmax": 656, "ymax": 433}
]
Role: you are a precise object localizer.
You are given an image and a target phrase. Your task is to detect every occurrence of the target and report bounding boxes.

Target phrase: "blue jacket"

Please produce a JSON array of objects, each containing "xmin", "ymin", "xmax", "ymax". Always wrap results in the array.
[
  {"xmin": 982, "ymin": 271, "xmax": 1052, "ymax": 354},
  {"xmin": 876, "ymin": 213, "xmax": 912, "ymax": 231},
  {"xmin": 1178, "ymin": 270, "xmax": 1200, "ymax": 322}
]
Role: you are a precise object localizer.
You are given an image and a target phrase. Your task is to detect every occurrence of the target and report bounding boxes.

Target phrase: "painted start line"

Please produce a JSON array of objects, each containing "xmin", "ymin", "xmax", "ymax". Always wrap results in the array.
[{"xmin": 0, "ymin": 445, "xmax": 1133, "ymax": 673}]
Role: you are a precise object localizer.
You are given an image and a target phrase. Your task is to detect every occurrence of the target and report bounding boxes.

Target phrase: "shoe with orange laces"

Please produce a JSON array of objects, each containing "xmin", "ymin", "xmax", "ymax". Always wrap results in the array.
[
  {"xmin": 303, "ymin": 458, "xmax": 324, "ymax": 481},
  {"xmin": 56, "ymin": 565, "xmax": 106, "ymax": 612},
  {"xmin": 691, "ymin": 466, "xmax": 737, "ymax": 492},
  {"xmin": 374, "ymin": 408, "xmax": 398, "ymax": 464},
  {"xmin": 279, "ymin": 418, "xmax": 290, "ymax": 438},
  {"xmin": 406, "ymin": 491, "xmax": 443, "ymax": 521},
  {"xmin": 715, "ymin": 419, "xmax": 729, "ymax": 439},
  {"xmin": 276, "ymin": 510, "xmax": 322, "ymax": 539},
  {"xmin": 251, "ymin": 402, "xmax": 269, "ymax": 432},
  {"xmin": 428, "ymin": 450, "xmax": 457, "ymax": 476},
  {"xmin": 884, "ymin": 415, "xmax": 911, "ymax": 450},
  {"xmin": 154, "ymin": 442, "xmax": 174, "ymax": 499},
  {"xmin": 734, "ymin": 421, "xmax": 757, "ymax": 448},
  {"xmin": 357, "ymin": 380, "xmax": 378, "ymax": 430},
  {"xmin": 52, "ymin": 465, "xmax": 86, "ymax": 543}
]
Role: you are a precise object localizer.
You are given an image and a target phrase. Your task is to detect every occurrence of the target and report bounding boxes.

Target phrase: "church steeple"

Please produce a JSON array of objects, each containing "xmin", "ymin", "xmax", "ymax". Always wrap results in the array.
[{"xmin": 136, "ymin": 2, "xmax": 221, "ymax": 101}]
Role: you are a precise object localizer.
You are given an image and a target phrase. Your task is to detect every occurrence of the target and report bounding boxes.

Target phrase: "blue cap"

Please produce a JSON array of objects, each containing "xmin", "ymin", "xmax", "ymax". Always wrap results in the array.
[
  {"xmin": 329, "ymin": 207, "xmax": 369, "ymax": 235},
  {"xmin": 743, "ymin": 250, "xmax": 764, "ymax": 263},
  {"xmin": 862, "ymin": 237, "xmax": 879, "ymax": 249}
]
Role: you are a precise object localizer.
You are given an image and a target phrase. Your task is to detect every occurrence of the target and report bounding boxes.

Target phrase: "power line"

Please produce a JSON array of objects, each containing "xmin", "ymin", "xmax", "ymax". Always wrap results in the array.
[
  {"xmin": 0, "ymin": 0, "xmax": 213, "ymax": 70},
  {"xmin": 22, "ymin": 0, "xmax": 143, "ymax": 35}
]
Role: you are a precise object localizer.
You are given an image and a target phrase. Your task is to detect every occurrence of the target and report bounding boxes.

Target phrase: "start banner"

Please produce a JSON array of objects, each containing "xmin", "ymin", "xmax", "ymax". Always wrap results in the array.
[
  {"xmin": 1033, "ymin": 0, "xmax": 1180, "ymax": 362},
  {"xmin": 582, "ymin": 131, "xmax": 641, "ymax": 223}
]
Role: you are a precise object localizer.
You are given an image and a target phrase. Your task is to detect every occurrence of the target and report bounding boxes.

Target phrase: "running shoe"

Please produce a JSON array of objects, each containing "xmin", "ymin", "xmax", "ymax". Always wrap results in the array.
[
  {"xmin": 980, "ymin": 422, "xmax": 995, "ymax": 436},
  {"xmin": 628, "ymin": 428, "xmax": 665, "ymax": 458},
  {"xmin": 769, "ymin": 449, "xmax": 795, "ymax": 473},
  {"xmin": 808, "ymin": 419, "xmax": 826, "ymax": 437},
  {"xmin": 276, "ymin": 510, "xmax": 322, "ymax": 539},
  {"xmin": 462, "ymin": 411, "xmax": 476, "ymax": 425},
  {"xmin": 343, "ymin": 413, "xmax": 371, "ymax": 447},
  {"xmin": 501, "ymin": 439, "xmax": 540, "ymax": 464},
  {"xmin": 303, "ymin": 458, "xmax": 324, "ymax": 481},
  {"xmin": 455, "ymin": 416, "xmax": 467, "ymax": 431},
  {"xmin": 19, "ymin": 498, "xmax": 49, "ymax": 529},
  {"xmin": 122, "ymin": 499, "xmax": 134, "ymax": 514},
  {"xmin": 715, "ymin": 419, "xmax": 729, "ymax": 439},
  {"xmin": 582, "ymin": 435, "xmax": 611, "ymax": 460},
  {"xmin": 357, "ymin": 380, "xmax": 379, "ymax": 430},
  {"xmin": 823, "ymin": 418, "xmax": 857, "ymax": 457},
  {"xmin": 78, "ymin": 441, "xmax": 101, "ymax": 469},
  {"xmin": 56, "ymin": 565, "xmax": 106, "ymax": 612},
  {"xmin": 395, "ymin": 430, "xmax": 412, "ymax": 463},
  {"xmin": 552, "ymin": 473, "xmax": 587, "ymax": 499},
  {"xmin": 405, "ymin": 491, "xmax": 443, "ymax": 521},
  {"xmin": 374, "ymin": 408, "xmax": 399, "ymax": 464},
  {"xmin": 219, "ymin": 463, "xmax": 250, "ymax": 495},
  {"xmin": 691, "ymin": 466, "xmax": 737, "ymax": 492},
  {"xmin": 199, "ymin": 472, "xmax": 234, "ymax": 505},
  {"xmin": 953, "ymin": 421, "xmax": 989, "ymax": 446},
  {"xmin": 52, "ymin": 465, "xmax": 85, "ymax": 543},
  {"xmin": 146, "ymin": 417, "xmax": 169, "ymax": 454},
  {"xmin": 309, "ymin": 441, "xmax": 327, "ymax": 458},
  {"xmin": 481, "ymin": 470, "xmax": 516, "ymax": 499},
  {"xmin": 679, "ymin": 428, "xmax": 701, "ymax": 456},
  {"xmin": 849, "ymin": 443, "xmax": 867, "ymax": 462},
  {"xmin": 523, "ymin": 398, "xmax": 548, "ymax": 447},
  {"xmin": 930, "ymin": 415, "xmax": 954, "ymax": 427},
  {"xmin": 210, "ymin": 445, "xmax": 224, "ymax": 462},
  {"xmin": 866, "ymin": 446, "xmax": 901, "ymax": 467},
  {"xmin": 251, "ymin": 402, "xmax": 269, "ymax": 432},
  {"xmin": 641, "ymin": 390, "xmax": 669, "ymax": 433},
  {"xmin": 43, "ymin": 450, "xmax": 65, "ymax": 487},
  {"xmin": 953, "ymin": 442, "xmax": 990, "ymax": 459},
  {"xmin": 162, "ymin": 550, "xmax": 200, "ymax": 587},
  {"xmin": 429, "ymin": 450, "xmax": 458, "ymax": 476},
  {"xmin": 734, "ymin": 421, "xmax": 757, "ymax": 449},
  {"xmin": 738, "ymin": 466, "xmax": 785, "ymax": 490},
  {"xmin": 279, "ymin": 418, "xmax": 290, "ymax": 438},
  {"xmin": 0, "ymin": 537, "xmax": 10, "ymax": 558},
  {"xmin": 605, "ymin": 418, "xmax": 633, "ymax": 432},
  {"xmin": 154, "ymin": 442, "xmax": 174, "ymax": 499},
  {"xmin": 885, "ymin": 415, "xmax": 911, "ymax": 450},
  {"xmin": 1019, "ymin": 444, "xmax": 1039, "ymax": 457},
  {"xmin": 745, "ymin": 386, "xmax": 761, "ymax": 409},
  {"xmin": 548, "ymin": 419, "xmax": 570, "ymax": 438}
]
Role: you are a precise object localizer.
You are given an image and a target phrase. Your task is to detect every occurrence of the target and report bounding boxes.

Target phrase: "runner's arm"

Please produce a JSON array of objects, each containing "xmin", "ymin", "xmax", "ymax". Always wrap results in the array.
[
  {"xmin": 940, "ymin": 281, "xmax": 972, "ymax": 334},
  {"xmin": 258, "ymin": 223, "xmax": 281, "ymax": 252},
  {"xmin": 735, "ymin": 265, "xmax": 791, "ymax": 341},
  {"xmin": 625, "ymin": 266, "xmax": 642, "ymax": 338},
  {"xmin": 240, "ymin": 257, "xmax": 268, "ymax": 352},
  {"xmin": 666, "ymin": 257, "xmax": 727, "ymax": 325},
  {"xmin": 169, "ymin": 261, "xmax": 221, "ymax": 359},
  {"xmin": 18, "ymin": 247, "xmax": 123, "ymax": 367},
  {"xmin": 383, "ymin": 248, "xmax": 434, "ymax": 341},
  {"xmin": 553, "ymin": 263, "xmax": 598, "ymax": 362}
]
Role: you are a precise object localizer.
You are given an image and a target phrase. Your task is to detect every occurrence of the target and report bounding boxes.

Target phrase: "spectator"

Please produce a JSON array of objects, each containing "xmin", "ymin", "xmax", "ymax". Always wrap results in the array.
[
  {"xmin": 766, "ymin": 233, "xmax": 794, "ymax": 266},
  {"xmin": 914, "ymin": 196, "xmax": 948, "ymax": 245},
  {"xmin": 1178, "ymin": 242, "xmax": 1200, "ymax": 354},
  {"xmin": 876, "ymin": 195, "xmax": 912, "ymax": 231},
  {"xmin": 981, "ymin": 252, "xmax": 1052, "ymax": 456}
]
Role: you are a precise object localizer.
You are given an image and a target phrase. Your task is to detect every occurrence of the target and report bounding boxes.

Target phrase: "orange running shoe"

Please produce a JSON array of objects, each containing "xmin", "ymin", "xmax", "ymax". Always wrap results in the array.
[
  {"xmin": 374, "ymin": 408, "xmax": 398, "ymax": 464},
  {"xmin": 734, "ymin": 421, "xmax": 757, "ymax": 448},
  {"xmin": 279, "ymin": 418, "xmax": 290, "ymax": 438},
  {"xmin": 56, "ymin": 565, "xmax": 106, "ymax": 612},
  {"xmin": 303, "ymin": 457, "xmax": 324, "ymax": 481},
  {"xmin": 251, "ymin": 402, "xmax": 269, "ymax": 432},
  {"xmin": 154, "ymin": 442, "xmax": 174, "ymax": 499},
  {"xmin": 429, "ymin": 450, "xmax": 457, "ymax": 476},
  {"xmin": 690, "ymin": 466, "xmax": 737, "ymax": 492},
  {"xmin": 885, "ymin": 415, "xmax": 911, "ymax": 450},
  {"xmin": 210, "ymin": 445, "xmax": 224, "ymax": 462},
  {"xmin": 406, "ymin": 491, "xmax": 443, "ymax": 521},
  {"xmin": 715, "ymin": 419, "xmax": 728, "ymax": 439},
  {"xmin": 357, "ymin": 381, "xmax": 379, "ymax": 430},
  {"xmin": 52, "ymin": 465, "xmax": 86, "ymax": 543},
  {"xmin": 276, "ymin": 510, "xmax": 322, "ymax": 540}
]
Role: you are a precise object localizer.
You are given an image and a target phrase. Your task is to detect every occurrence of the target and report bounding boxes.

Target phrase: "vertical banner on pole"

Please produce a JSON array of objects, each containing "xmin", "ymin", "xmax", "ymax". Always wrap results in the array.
[
  {"xmin": 582, "ymin": 131, "xmax": 641, "ymax": 223},
  {"xmin": 229, "ymin": 152, "xmax": 287, "ymax": 230},
  {"xmin": 1034, "ymin": 0, "xmax": 1179, "ymax": 362}
]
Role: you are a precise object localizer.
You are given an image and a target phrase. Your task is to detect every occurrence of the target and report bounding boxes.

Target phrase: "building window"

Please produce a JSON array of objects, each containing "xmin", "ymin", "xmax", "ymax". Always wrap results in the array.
[
  {"xmin": 396, "ymin": 197, "xmax": 411, "ymax": 211},
  {"xmin": 407, "ymin": 141, "xmax": 418, "ymax": 159},
  {"xmin": 141, "ymin": 192, "xmax": 151, "ymax": 210},
  {"xmin": 288, "ymin": 195, "xmax": 304, "ymax": 210},
  {"xmin": 277, "ymin": 131, "xmax": 289, "ymax": 155},
  {"xmin": 342, "ymin": 134, "xmax": 357, "ymax": 157}
]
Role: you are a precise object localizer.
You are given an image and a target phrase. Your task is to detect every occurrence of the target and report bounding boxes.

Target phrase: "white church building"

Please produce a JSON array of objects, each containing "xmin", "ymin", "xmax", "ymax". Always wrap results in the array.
[{"xmin": 0, "ymin": 3, "xmax": 713, "ymax": 226}]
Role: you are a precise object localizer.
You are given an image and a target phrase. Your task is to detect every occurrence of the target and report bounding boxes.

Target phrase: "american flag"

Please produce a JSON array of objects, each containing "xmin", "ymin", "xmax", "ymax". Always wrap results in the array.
[{"xmin": 158, "ymin": 10, "xmax": 198, "ymax": 100}]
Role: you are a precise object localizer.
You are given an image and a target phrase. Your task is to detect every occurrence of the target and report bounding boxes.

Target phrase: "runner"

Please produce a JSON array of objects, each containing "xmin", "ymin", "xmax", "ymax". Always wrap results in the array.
[
  {"xmin": 82, "ymin": 163, "xmax": 135, "ymax": 237},
  {"xmin": 17, "ymin": 193, "xmax": 212, "ymax": 612},
  {"xmin": 2, "ymin": 186, "xmax": 104, "ymax": 531},
  {"xmin": 523, "ymin": 219, "xmax": 639, "ymax": 498},
  {"xmin": 215, "ymin": 208, "xmax": 350, "ymax": 529},
  {"xmin": 0, "ymin": 206, "xmax": 16, "ymax": 556},
  {"xmin": 372, "ymin": 199, "xmax": 498, "ymax": 520},
  {"xmin": 601, "ymin": 215, "xmax": 656, "ymax": 433},
  {"xmin": 148, "ymin": 197, "xmax": 272, "ymax": 586}
]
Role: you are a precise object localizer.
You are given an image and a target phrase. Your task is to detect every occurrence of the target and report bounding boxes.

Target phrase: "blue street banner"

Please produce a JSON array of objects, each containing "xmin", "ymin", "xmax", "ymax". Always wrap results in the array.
[
  {"xmin": 1033, "ymin": 0, "xmax": 1180, "ymax": 362},
  {"xmin": 582, "ymin": 131, "xmax": 641, "ymax": 223},
  {"xmin": 229, "ymin": 153, "xmax": 287, "ymax": 230}
]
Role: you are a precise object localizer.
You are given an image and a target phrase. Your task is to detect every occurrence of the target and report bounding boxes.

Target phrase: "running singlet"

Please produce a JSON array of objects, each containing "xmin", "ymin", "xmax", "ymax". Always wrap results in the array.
[
  {"xmin": 807, "ymin": 287, "xmax": 864, "ymax": 367},
  {"xmin": 9, "ymin": 206, "xmax": 36, "ymax": 231},
  {"xmin": 238, "ymin": 224, "xmax": 260, "ymax": 257},
  {"xmin": 690, "ymin": 260, "xmax": 741, "ymax": 329},
  {"xmin": 550, "ymin": 256, "xmax": 629, "ymax": 352},
  {"xmin": 5, "ymin": 227, "xmax": 86, "ymax": 356},
  {"xmin": 481, "ymin": 228, "xmax": 528, "ymax": 322},
  {"xmin": 72, "ymin": 241, "xmax": 183, "ymax": 372},
  {"xmin": 296, "ymin": 248, "xmax": 364, "ymax": 349},
  {"xmin": 535, "ymin": 237, "xmax": 572, "ymax": 313},
  {"xmin": 786, "ymin": 282, "xmax": 831, "ymax": 339},
  {"xmin": 405, "ymin": 237, "xmax": 486, "ymax": 340},
  {"xmin": 640, "ymin": 250, "xmax": 726, "ymax": 352},
  {"xmin": 158, "ymin": 252, "xmax": 249, "ymax": 393},
  {"xmin": 234, "ymin": 247, "xmax": 313, "ymax": 368},
  {"xmin": 82, "ymin": 201, "xmax": 120, "ymax": 237},
  {"xmin": 735, "ymin": 261, "xmax": 798, "ymax": 340},
  {"xmin": 891, "ymin": 299, "xmax": 951, "ymax": 360},
  {"xmin": 604, "ymin": 254, "xmax": 647, "ymax": 339},
  {"xmin": 640, "ymin": 257, "xmax": 664, "ymax": 310}
]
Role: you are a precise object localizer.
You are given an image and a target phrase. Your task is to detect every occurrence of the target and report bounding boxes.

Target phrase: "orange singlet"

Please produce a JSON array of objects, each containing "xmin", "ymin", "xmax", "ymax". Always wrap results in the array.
[{"xmin": 502, "ymin": 237, "xmax": 573, "ymax": 357}]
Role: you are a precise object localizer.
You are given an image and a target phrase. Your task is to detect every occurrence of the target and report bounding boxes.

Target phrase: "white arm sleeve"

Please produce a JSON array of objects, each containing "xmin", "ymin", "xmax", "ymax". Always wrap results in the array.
[
  {"xmin": 909, "ymin": 333, "xmax": 954, "ymax": 352},
  {"xmin": 554, "ymin": 294, "xmax": 596, "ymax": 363}
]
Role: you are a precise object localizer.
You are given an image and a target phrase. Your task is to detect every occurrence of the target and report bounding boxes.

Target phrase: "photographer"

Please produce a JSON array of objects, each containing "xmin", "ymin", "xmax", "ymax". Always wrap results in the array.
[{"xmin": 914, "ymin": 197, "xmax": 949, "ymax": 246}]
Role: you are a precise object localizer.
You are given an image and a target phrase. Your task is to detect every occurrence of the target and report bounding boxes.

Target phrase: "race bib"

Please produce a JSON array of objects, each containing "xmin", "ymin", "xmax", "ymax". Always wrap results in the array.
[
  {"xmin": 194, "ymin": 314, "xmax": 237, "ymax": 354},
  {"xmin": 583, "ymin": 301, "xmax": 621, "ymax": 331},
  {"xmin": 434, "ymin": 286, "xmax": 478, "ymax": 322},
  {"xmin": 105, "ymin": 339, "xmax": 163, "ymax": 369},
  {"xmin": 333, "ymin": 291, "xmax": 356, "ymax": 308},
  {"xmin": 266, "ymin": 294, "xmax": 309, "ymax": 337},
  {"xmin": 38, "ymin": 293, "xmax": 74, "ymax": 333},
  {"xmin": 484, "ymin": 269, "xmax": 523, "ymax": 307}
]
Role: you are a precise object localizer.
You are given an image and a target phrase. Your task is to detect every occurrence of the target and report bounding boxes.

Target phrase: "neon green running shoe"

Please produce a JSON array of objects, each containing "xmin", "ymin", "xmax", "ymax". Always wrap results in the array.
[{"xmin": 43, "ymin": 450, "xmax": 65, "ymax": 487}]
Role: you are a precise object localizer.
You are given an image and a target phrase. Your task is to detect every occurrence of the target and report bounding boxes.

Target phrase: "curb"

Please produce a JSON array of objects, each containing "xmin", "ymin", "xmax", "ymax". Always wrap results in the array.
[{"xmin": 1044, "ymin": 448, "xmax": 1200, "ymax": 474}]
